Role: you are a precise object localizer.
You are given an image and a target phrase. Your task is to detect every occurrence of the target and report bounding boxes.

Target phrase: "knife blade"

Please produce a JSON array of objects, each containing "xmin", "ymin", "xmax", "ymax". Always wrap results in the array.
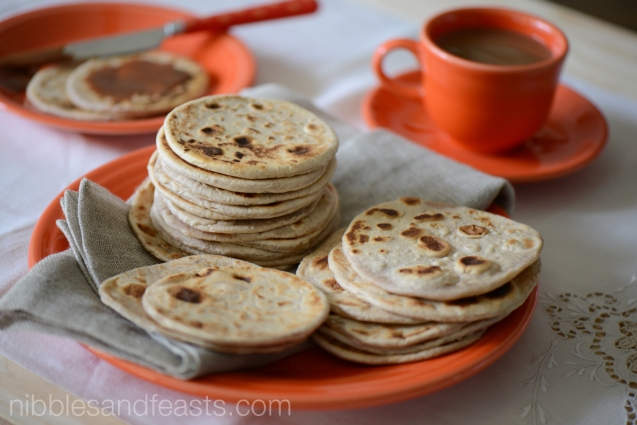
[{"xmin": 0, "ymin": 0, "xmax": 318, "ymax": 68}]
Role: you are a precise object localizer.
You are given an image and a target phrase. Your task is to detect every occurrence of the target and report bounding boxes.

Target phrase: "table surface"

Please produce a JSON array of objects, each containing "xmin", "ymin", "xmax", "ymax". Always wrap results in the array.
[{"xmin": 1, "ymin": 0, "xmax": 637, "ymax": 424}]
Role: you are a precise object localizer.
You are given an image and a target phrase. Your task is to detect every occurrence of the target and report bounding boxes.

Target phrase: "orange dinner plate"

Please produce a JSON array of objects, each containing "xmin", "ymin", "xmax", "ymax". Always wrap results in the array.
[
  {"xmin": 0, "ymin": 3, "xmax": 255, "ymax": 135},
  {"xmin": 362, "ymin": 70, "xmax": 608, "ymax": 183},
  {"xmin": 28, "ymin": 146, "xmax": 538, "ymax": 410}
]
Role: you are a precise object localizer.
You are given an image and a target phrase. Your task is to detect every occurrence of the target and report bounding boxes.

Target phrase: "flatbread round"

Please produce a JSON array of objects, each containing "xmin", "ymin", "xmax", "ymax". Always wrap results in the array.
[
  {"xmin": 99, "ymin": 255, "xmax": 299, "ymax": 354},
  {"xmin": 155, "ymin": 182, "xmax": 337, "ymax": 236},
  {"xmin": 163, "ymin": 95, "xmax": 338, "ymax": 179},
  {"xmin": 312, "ymin": 330, "xmax": 484, "ymax": 365},
  {"xmin": 141, "ymin": 259, "xmax": 330, "ymax": 348},
  {"xmin": 150, "ymin": 203, "xmax": 309, "ymax": 261},
  {"xmin": 129, "ymin": 178, "xmax": 311, "ymax": 269},
  {"xmin": 319, "ymin": 314, "xmax": 503, "ymax": 354},
  {"xmin": 235, "ymin": 212, "xmax": 340, "ymax": 253},
  {"xmin": 150, "ymin": 167, "xmax": 325, "ymax": 220},
  {"xmin": 320, "ymin": 314, "xmax": 465, "ymax": 349},
  {"xmin": 329, "ymin": 244, "xmax": 540, "ymax": 322},
  {"xmin": 343, "ymin": 198, "xmax": 543, "ymax": 300},
  {"xmin": 153, "ymin": 152, "xmax": 336, "ymax": 206},
  {"xmin": 156, "ymin": 128, "xmax": 330, "ymax": 193},
  {"xmin": 297, "ymin": 229, "xmax": 426, "ymax": 325},
  {"xmin": 26, "ymin": 64, "xmax": 115, "ymax": 121},
  {"xmin": 66, "ymin": 51, "xmax": 208, "ymax": 117},
  {"xmin": 129, "ymin": 177, "xmax": 186, "ymax": 262}
]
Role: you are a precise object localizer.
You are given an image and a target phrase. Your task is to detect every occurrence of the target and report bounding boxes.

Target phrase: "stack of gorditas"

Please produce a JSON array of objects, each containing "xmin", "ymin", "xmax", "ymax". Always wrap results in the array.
[
  {"xmin": 130, "ymin": 95, "xmax": 340, "ymax": 270},
  {"xmin": 298, "ymin": 198, "xmax": 542, "ymax": 364}
]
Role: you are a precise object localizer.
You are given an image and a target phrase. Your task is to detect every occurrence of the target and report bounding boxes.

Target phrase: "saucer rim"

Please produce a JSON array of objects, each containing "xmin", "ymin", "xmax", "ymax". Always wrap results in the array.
[{"xmin": 361, "ymin": 70, "xmax": 609, "ymax": 183}]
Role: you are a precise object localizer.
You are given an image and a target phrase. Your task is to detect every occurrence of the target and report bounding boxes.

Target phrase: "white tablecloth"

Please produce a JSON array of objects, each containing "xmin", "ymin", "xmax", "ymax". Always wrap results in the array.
[{"xmin": 1, "ymin": 0, "xmax": 636, "ymax": 424}]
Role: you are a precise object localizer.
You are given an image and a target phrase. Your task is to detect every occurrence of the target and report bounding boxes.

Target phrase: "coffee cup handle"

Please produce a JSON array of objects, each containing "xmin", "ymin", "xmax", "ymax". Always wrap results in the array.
[{"xmin": 372, "ymin": 39, "xmax": 423, "ymax": 98}]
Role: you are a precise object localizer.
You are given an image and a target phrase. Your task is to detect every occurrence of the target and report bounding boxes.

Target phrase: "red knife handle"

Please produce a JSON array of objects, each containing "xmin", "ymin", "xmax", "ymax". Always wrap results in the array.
[{"xmin": 182, "ymin": 0, "xmax": 319, "ymax": 34}]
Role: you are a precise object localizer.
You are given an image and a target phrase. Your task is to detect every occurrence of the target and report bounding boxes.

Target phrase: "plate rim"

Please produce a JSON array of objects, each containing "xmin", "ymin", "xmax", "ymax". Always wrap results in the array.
[
  {"xmin": 0, "ymin": 2, "xmax": 255, "ymax": 135},
  {"xmin": 28, "ymin": 145, "xmax": 539, "ymax": 410}
]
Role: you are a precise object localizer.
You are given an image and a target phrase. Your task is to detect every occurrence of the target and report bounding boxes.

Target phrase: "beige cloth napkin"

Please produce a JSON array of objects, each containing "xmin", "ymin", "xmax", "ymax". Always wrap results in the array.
[{"xmin": 0, "ymin": 84, "xmax": 514, "ymax": 379}]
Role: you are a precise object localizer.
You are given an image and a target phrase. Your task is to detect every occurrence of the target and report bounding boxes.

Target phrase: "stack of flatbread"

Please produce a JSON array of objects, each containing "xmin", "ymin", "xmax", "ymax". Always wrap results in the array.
[
  {"xmin": 99, "ymin": 254, "xmax": 329, "ymax": 354},
  {"xmin": 25, "ymin": 51, "xmax": 208, "ymax": 120},
  {"xmin": 298, "ymin": 198, "xmax": 543, "ymax": 365},
  {"xmin": 130, "ymin": 94, "xmax": 341, "ymax": 270}
]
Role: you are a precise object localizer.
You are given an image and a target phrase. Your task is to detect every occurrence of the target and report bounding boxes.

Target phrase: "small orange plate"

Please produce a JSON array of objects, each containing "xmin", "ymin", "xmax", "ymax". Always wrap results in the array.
[
  {"xmin": 362, "ymin": 70, "xmax": 608, "ymax": 183},
  {"xmin": 28, "ymin": 145, "xmax": 538, "ymax": 410},
  {"xmin": 0, "ymin": 3, "xmax": 255, "ymax": 135}
]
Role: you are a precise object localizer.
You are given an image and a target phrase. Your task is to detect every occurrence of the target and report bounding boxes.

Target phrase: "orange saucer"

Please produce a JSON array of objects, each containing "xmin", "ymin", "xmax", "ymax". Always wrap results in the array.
[
  {"xmin": 0, "ymin": 3, "xmax": 255, "ymax": 135},
  {"xmin": 362, "ymin": 70, "xmax": 608, "ymax": 182}
]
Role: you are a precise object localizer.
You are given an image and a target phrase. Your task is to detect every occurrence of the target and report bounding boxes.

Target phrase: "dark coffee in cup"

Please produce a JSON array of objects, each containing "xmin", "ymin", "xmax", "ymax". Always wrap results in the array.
[{"xmin": 434, "ymin": 28, "xmax": 552, "ymax": 65}]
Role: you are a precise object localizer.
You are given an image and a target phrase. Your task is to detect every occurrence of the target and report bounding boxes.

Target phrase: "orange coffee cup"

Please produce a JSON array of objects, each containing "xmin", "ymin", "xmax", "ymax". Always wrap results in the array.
[{"xmin": 373, "ymin": 7, "xmax": 568, "ymax": 154}]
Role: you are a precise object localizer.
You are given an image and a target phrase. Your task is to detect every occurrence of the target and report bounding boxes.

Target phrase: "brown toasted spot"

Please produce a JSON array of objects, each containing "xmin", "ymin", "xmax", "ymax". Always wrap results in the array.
[
  {"xmin": 313, "ymin": 255, "xmax": 329, "ymax": 270},
  {"xmin": 323, "ymin": 278, "xmax": 343, "ymax": 291},
  {"xmin": 173, "ymin": 287, "xmax": 202, "ymax": 303},
  {"xmin": 460, "ymin": 256, "xmax": 486, "ymax": 266},
  {"xmin": 237, "ymin": 192, "xmax": 256, "ymax": 198},
  {"xmin": 351, "ymin": 249, "xmax": 361, "ymax": 254},
  {"xmin": 234, "ymin": 136, "xmax": 252, "ymax": 147},
  {"xmin": 190, "ymin": 321, "xmax": 204, "ymax": 328},
  {"xmin": 233, "ymin": 274, "xmax": 252, "ymax": 283},
  {"xmin": 392, "ymin": 331, "xmax": 405, "ymax": 338},
  {"xmin": 137, "ymin": 223, "xmax": 156, "ymax": 237},
  {"xmin": 278, "ymin": 301, "xmax": 291, "ymax": 307},
  {"xmin": 206, "ymin": 102, "xmax": 220, "ymax": 109},
  {"xmin": 455, "ymin": 256, "xmax": 492, "ymax": 275},
  {"xmin": 400, "ymin": 227, "xmax": 424, "ymax": 239},
  {"xmin": 346, "ymin": 221, "xmax": 369, "ymax": 244},
  {"xmin": 523, "ymin": 238, "xmax": 535, "ymax": 249},
  {"xmin": 247, "ymin": 160, "xmax": 258, "ymax": 165},
  {"xmin": 485, "ymin": 282, "xmax": 513, "ymax": 299},
  {"xmin": 445, "ymin": 296, "xmax": 479, "ymax": 306},
  {"xmin": 359, "ymin": 234, "xmax": 369, "ymax": 243},
  {"xmin": 478, "ymin": 217, "xmax": 494, "ymax": 226},
  {"xmin": 458, "ymin": 224, "xmax": 488, "ymax": 237},
  {"xmin": 308, "ymin": 293, "xmax": 323, "ymax": 305},
  {"xmin": 379, "ymin": 249, "xmax": 387, "ymax": 253},
  {"xmin": 398, "ymin": 265, "xmax": 441, "ymax": 275},
  {"xmin": 306, "ymin": 123, "xmax": 319, "ymax": 131},
  {"xmin": 377, "ymin": 223, "xmax": 393, "ymax": 230},
  {"xmin": 287, "ymin": 146, "xmax": 311, "ymax": 156},
  {"xmin": 245, "ymin": 115, "xmax": 256, "ymax": 122},
  {"xmin": 414, "ymin": 213, "xmax": 444, "ymax": 221},
  {"xmin": 235, "ymin": 151, "xmax": 244, "ymax": 159},
  {"xmin": 199, "ymin": 146, "xmax": 223, "ymax": 156},
  {"xmin": 194, "ymin": 268, "xmax": 215, "ymax": 277},
  {"xmin": 123, "ymin": 283, "xmax": 146, "ymax": 299},
  {"xmin": 401, "ymin": 197, "xmax": 421, "ymax": 206},
  {"xmin": 418, "ymin": 236, "xmax": 451, "ymax": 257},
  {"xmin": 251, "ymin": 103, "xmax": 263, "ymax": 110},
  {"xmin": 366, "ymin": 208, "xmax": 400, "ymax": 218},
  {"xmin": 373, "ymin": 236, "xmax": 389, "ymax": 242}
]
